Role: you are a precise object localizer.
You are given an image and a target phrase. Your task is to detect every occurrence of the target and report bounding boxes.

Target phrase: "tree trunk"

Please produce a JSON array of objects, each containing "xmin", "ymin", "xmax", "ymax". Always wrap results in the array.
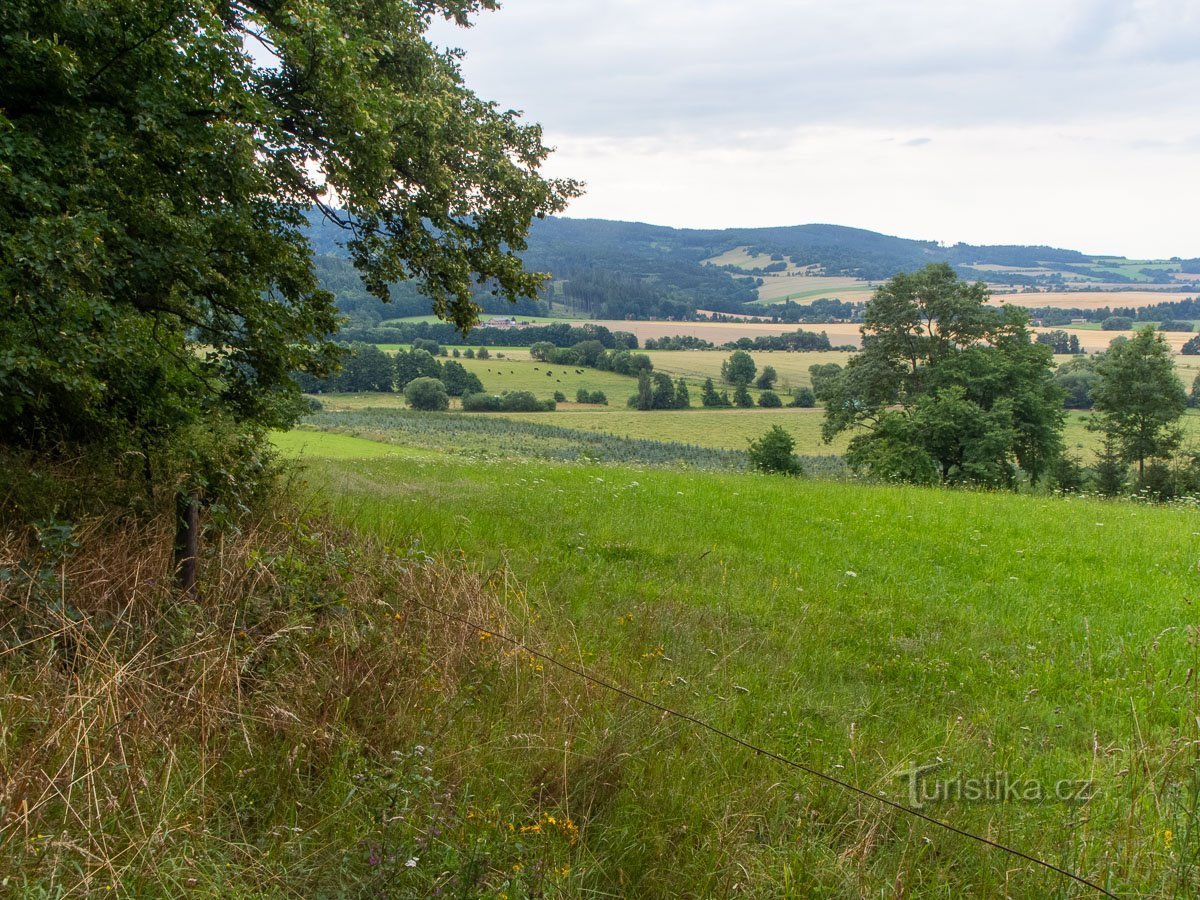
[{"xmin": 174, "ymin": 489, "xmax": 200, "ymax": 597}]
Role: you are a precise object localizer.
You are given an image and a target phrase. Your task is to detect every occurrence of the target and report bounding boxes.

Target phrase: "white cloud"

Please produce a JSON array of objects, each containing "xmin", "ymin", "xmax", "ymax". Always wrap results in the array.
[{"xmin": 430, "ymin": 1, "xmax": 1200, "ymax": 255}]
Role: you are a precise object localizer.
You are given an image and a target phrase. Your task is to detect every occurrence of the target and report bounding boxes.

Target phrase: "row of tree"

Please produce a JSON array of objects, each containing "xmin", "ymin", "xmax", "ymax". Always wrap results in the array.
[{"xmin": 293, "ymin": 344, "xmax": 484, "ymax": 396}]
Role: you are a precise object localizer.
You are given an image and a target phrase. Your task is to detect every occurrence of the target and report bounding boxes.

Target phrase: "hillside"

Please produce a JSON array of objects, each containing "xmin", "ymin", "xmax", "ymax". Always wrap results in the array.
[
  {"xmin": 306, "ymin": 214, "xmax": 1200, "ymax": 326},
  {"xmin": 264, "ymin": 425, "xmax": 1200, "ymax": 896}
]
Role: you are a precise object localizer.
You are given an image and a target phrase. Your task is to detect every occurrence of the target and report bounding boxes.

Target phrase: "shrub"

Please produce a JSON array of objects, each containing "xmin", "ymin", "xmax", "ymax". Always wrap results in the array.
[
  {"xmin": 499, "ymin": 391, "xmax": 555, "ymax": 412},
  {"xmin": 404, "ymin": 377, "xmax": 449, "ymax": 411},
  {"xmin": 1182, "ymin": 335, "xmax": 1200, "ymax": 355},
  {"xmin": 476, "ymin": 347, "xmax": 491, "ymax": 360},
  {"xmin": 1101, "ymin": 316, "xmax": 1134, "ymax": 331},
  {"xmin": 463, "ymin": 347, "xmax": 476, "ymax": 358},
  {"xmin": 748, "ymin": 425, "xmax": 801, "ymax": 475},
  {"xmin": 789, "ymin": 387, "xmax": 816, "ymax": 408},
  {"xmin": 553, "ymin": 391, "xmax": 566, "ymax": 402},
  {"xmin": 461, "ymin": 392, "xmax": 503, "ymax": 411},
  {"xmin": 733, "ymin": 382, "xmax": 753, "ymax": 408},
  {"xmin": 757, "ymin": 390, "xmax": 782, "ymax": 408}
]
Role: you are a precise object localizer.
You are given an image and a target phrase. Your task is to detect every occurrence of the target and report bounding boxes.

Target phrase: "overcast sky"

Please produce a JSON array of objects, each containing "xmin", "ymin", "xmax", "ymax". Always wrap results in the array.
[{"xmin": 429, "ymin": 0, "xmax": 1200, "ymax": 258}]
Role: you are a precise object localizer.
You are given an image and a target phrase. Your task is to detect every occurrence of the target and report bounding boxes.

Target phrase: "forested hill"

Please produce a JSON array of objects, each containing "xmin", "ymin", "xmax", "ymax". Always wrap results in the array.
[{"xmin": 306, "ymin": 214, "xmax": 1199, "ymax": 326}]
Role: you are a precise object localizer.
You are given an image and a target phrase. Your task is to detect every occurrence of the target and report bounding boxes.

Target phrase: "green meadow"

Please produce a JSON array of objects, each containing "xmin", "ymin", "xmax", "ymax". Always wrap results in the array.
[{"xmin": 281, "ymin": 428, "xmax": 1200, "ymax": 897}]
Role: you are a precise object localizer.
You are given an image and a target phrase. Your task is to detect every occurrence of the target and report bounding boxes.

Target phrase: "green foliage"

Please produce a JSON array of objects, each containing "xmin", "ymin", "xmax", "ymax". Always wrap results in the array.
[
  {"xmin": 721, "ymin": 350, "xmax": 757, "ymax": 385},
  {"xmin": 439, "ymin": 360, "xmax": 485, "ymax": 397},
  {"xmin": 0, "ymin": 0, "xmax": 577, "ymax": 464},
  {"xmin": 673, "ymin": 378, "xmax": 691, "ymax": 409},
  {"xmin": 732, "ymin": 382, "xmax": 754, "ymax": 408},
  {"xmin": 1183, "ymin": 335, "xmax": 1200, "ymax": 356},
  {"xmin": 1089, "ymin": 328, "xmax": 1188, "ymax": 477},
  {"xmin": 700, "ymin": 378, "xmax": 731, "ymax": 408},
  {"xmin": 1054, "ymin": 356, "xmax": 1099, "ymax": 409},
  {"xmin": 403, "ymin": 377, "xmax": 449, "ymax": 411},
  {"xmin": 821, "ymin": 264, "xmax": 1064, "ymax": 486},
  {"xmin": 757, "ymin": 390, "xmax": 782, "ymax": 408},
  {"xmin": 1036, "ymin": 330, "xmax": 1083, "ymax": 354},
  {"xmin": 1101, "ymin": 316, "xmax": 1135, "ymax": 330},
  {"xmin": 575, "ymin": 389, "xmax": 608, "ymax": 405},
  {"xmin": 755, "ymin": 365, "xmax": 778, "ymax": 390},
  {"xmin": 747, "ymin": 425, "xmax": 802, "ymax": 475},
  {"xmin": 790, "ymin": 387, "xmax": 816, "ymax": 408},
  {"xmin": 808, "ymin": 363, "xmax": 843, "ymax": 402}
]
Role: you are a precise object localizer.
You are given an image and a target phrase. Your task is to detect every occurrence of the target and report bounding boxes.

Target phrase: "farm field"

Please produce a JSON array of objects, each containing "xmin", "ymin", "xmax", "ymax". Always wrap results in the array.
[
  {"xmin": 379, "ymin": 313, "xmax": 582, "ymax": 325},
  {"xmin": 588, "ymin": 318, "xmax": 865, "ymax": 347},
  {"xmin": 997, "ymin": 290, "xmax": 1197, "ymax": 309},
  {"xmin": 281, "ymin": 430, "xmax": 1200, "ymax": 896}
]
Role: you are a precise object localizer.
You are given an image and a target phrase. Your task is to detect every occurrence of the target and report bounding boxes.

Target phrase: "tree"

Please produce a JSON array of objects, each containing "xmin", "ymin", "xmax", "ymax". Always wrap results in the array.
[
  {"xmin": 673, "ymin": 378, "xmax": 691, "ymax": 409},
  {"xmin": 1054, "ymin": 356, "xmax": 1099, "ymax": 409},
  {"xmin": 721, "ymin": 350, "xmax": 757, "ymax": 385},
  {"xmin": 748, "ymin": 425, "xmax": 801, "ymax": 475},
  {"xmin": 650, "ymin": 373, "xmax": 676, "ymax": 410},
  {"xmin": 336, "ymin": 342, "xmax": 394, "ymax": 392},
  {"xmin": 404, "ymin": 377, "xmax": 450, "ymax": 411},
  {"xmin": 700, "ymin": 378, "xmax": 730, "ymax": 407},
  {"xmin": 820, "ymin": 263, "xmax": 1064, "ymax": 486},
  {"xmin": 476, "ymin": 346, "xmax": 491, "ymax": 360},
  {"xmin": 758, "ymin": 390, "xmax": 782, "ymax": 408},
  {"xmin": 733, "ymin": 382, "xmax": 754, "ymax": 408},
  {"xmin": 0, "ymin": 0, "xmax": 579, "ymax": 460},
  {"xmin": 529, "ymin": 341, "xmax": 557, "ymax": 361},
  {"xmin": 808, "ymin": 363, "xmax": 843, "ymax": 401},
  {"xmin": 1182, "ymin": 336, "xmax": 1200, "ymax": 355},
  {"xmin": 789, "ymin": 387, "xmax": 816, "ymax": 408},
  {"xmin": 755, "ymin": 366, "xmax": 778, "ymax": 390},
  {"xmin": 1089, "ymin": 328, "xmax": 1187, "ymax": 478},
  {"xmin": 439, "ymin": 360, "xmax": 484, "ymax": 397}
]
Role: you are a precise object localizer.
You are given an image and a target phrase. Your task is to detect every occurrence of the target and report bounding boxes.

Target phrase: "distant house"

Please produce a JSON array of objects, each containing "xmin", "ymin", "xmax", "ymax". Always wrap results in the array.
[{"xmin": 486, "ymin": 316, "xmax": 519, "ymax": 329}]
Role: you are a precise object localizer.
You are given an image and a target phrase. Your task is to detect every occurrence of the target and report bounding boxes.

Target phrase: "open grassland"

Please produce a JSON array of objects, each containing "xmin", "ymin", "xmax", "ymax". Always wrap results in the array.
[
  {"xmin": 280, "ymin": 432, "xmax": 1200, "ymax": 896},
  {"xmin": 288, "ymin": 410, "xmax": 757, "ymax": 471},
  {"xmin": 497, "ymin": 406, "xmax": 848, "ymax": 455},
  {"xmin": 750, "ymin": 275, "xmax": 877, "ymax": 304}
]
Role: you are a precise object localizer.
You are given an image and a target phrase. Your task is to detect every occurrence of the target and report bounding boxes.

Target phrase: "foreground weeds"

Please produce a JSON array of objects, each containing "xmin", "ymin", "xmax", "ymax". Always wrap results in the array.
[{"xmin": 0, "ymin": 506, "xmax": 608, "ymax": 897}]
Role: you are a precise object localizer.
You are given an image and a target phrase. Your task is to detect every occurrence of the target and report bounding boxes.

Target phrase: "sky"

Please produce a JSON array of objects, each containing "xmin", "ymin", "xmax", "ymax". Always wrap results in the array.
[{"xmin": 428, "ymin": 0, "xmax": 1200, "ymax": 258}]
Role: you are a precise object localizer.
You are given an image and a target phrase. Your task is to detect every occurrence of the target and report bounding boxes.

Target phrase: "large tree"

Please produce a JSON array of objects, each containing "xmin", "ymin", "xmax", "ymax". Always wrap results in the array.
[
  {"xmin": 821, "ymin": 263, "xmax": 1065, "ymax": 486},
  {"xmin": 1089, "ymin": 328, "xmax": 1187, "ymax": 479},
  {"xmin": 0, "ymin": 0, "xmax": 579, "ymax": 453}
]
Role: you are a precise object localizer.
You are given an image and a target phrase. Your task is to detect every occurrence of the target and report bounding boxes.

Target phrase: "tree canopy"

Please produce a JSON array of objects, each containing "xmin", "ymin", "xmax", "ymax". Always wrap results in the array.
[
  {"xmin": 1089, "ymin": 328, "xmax": 1187, "ymax": 479},
  {"xmin": 821, "ymin": 263, "xmax": 1065, "ymax": 486},
  {"xmin": 0, "ymin": 0, "xmax": 579, "ymax": 454}
]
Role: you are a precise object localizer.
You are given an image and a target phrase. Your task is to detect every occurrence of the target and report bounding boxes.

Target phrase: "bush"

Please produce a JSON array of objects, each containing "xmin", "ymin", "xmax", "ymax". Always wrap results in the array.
[
  {"xmin": 1101, "ymin": 316, "xmax": 1134, "ymax": 331},
  {"xmin": 412, "ymin": 338, "xmax": 442, "ymax": 356},
  {"xmin": 789, "ymin": 387, "xmax": 816, "ymax": 408},
  {"xmin": 733, "ymin": 382, "xmax": 753, "ymax": 408},
  {"xmin": 404, "ymin": 377, "xmax": 450, "ymax": 411},
  {"xmin": 575, "ymin": 389, "xmax": 608, "ymax": 405},
  {"xmin": 499, "ymin": 391, "xmax": 555, "ymax": 412},
  {"xmin": 1159, "ymin": 320, "xmax": 1193, "ymax": 332},
  {"xmin": 748, "ymin": 425, "xmax": 802, "ymax": 475},
  {"xmin": 1182, "ymin": 335, "xmax": 1200, "ymax": 355},
  {"xmin": 461, "ymin": 392, "xmax": 503, "ymax": 411},
  {"xmin": 553, "ymin": 391, "xmax": 566, "ymax": 402},
  {"xmin": 463, "ymin": 348, "xmax": 476, "ymax": 359},
  {"xmin": 757, "ymin": 390, "xmax": 782, "ymax": 408}
]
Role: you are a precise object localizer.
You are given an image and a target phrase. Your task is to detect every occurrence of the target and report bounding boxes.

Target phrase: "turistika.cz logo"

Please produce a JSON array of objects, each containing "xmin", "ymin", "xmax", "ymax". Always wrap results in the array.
[{"xmin": 897, "ymin": 763, "xmax": 1096, "ymax": 810}]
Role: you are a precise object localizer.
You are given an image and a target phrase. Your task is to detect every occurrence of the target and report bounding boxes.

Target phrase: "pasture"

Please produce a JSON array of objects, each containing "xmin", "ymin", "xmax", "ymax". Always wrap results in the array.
[{"xmin": 282, "ymin": 431, "xmax": 1200, "ymax": 896}]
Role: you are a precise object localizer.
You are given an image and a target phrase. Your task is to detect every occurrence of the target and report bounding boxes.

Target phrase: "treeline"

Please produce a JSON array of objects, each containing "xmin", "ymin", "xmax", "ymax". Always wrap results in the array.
[
  {"xmin": 294, "ymin": 342, "xmax": 484, "ymax": 396},
  {"xmin": 770, "ymin": 298, "xmax": 864, "ymax": 323},
  {"xmin": 1024, "ymin": 295, "xmax": 1199, "ymax": 326},
  {"xmin": 724, "ymin": 330, "xmax": 837, "ymax": 351},
  {"xmin": 339, "ymin": 320, "xmax": 639, "ymax": 350},
  {"xmin": 528, "ymin": 340, "xmax": 654, "ymax": 376}
]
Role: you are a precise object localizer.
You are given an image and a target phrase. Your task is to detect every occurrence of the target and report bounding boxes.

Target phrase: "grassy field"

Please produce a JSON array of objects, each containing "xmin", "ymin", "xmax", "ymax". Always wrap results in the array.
[
  {"xmin": 279, "ymin": 429, "xmax": 1200, "ymax": 896},
  {"xmin": 379, "ymin": 313, "xmax": 582, "ymax": 325}
]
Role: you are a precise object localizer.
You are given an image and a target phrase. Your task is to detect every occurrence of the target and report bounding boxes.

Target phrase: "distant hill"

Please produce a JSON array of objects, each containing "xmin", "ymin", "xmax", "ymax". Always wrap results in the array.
[{"xmin": 305, "ymin": 214, "xmax": 1199, "ymax": 327}]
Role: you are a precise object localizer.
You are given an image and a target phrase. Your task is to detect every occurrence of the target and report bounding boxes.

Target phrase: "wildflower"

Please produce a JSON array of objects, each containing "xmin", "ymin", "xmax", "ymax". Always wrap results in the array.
[
  {"xmin": 405, "ymin": 857, "xmax": 419, "ymax": 868},
  {"xmin": 844, "ymin": 570, "xmax": 857, "ymax": 578},
  {"xmin": 558, "ymin": 864, "xmax": 572, "ymax": 877},
  {"xmin": 1165, "ymin": 829, "xmax": 1174, "ymax": 850}
]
